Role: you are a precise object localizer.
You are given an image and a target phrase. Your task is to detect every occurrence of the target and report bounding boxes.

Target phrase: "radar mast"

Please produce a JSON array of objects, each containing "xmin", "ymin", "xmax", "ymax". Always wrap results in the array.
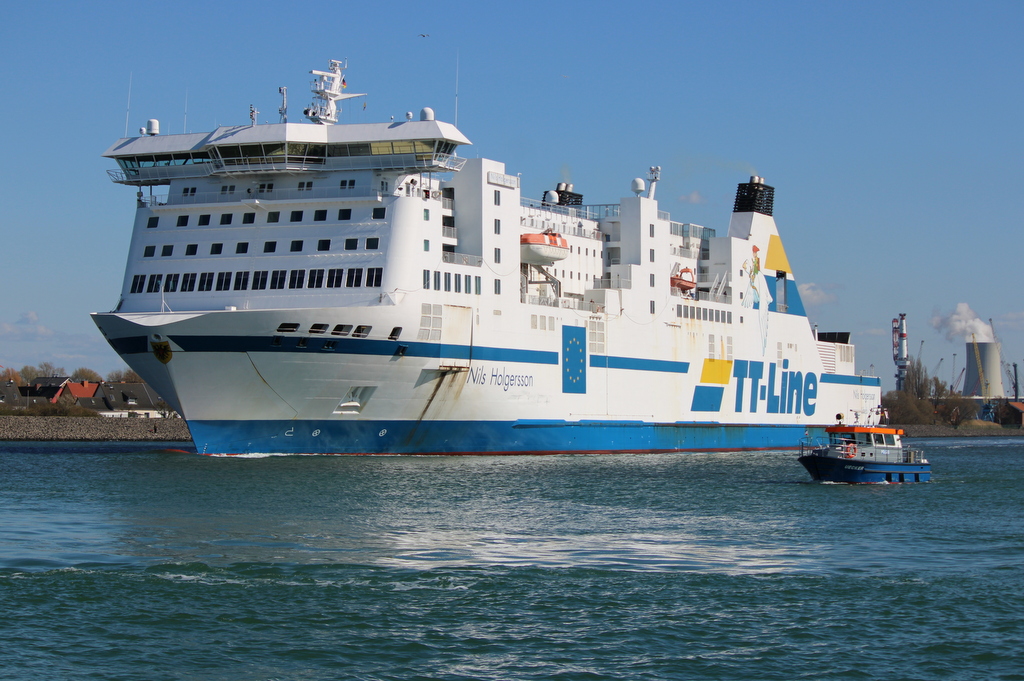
[{"xmin": 303, "ymin": 60, "xmax": 365, "ymax": 125}]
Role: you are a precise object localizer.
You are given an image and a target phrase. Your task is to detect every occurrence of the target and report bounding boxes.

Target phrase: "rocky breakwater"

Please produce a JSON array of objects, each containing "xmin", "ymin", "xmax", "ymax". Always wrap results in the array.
[{"xmin": 0, "ymin": 416, "xmax": 193, "ymax": 442}]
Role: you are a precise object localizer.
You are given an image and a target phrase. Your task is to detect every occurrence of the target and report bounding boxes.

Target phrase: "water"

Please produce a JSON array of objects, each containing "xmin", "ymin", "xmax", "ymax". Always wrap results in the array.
[{"xmin": 2, "ymin": 438, "xmax": 1024, "ymax": 680}]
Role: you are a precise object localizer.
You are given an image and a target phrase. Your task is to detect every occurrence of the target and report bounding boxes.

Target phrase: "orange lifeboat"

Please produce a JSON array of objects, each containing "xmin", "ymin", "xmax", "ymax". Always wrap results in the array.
[
  {"xmin": 670, "ymin": 267, "xmax": 697, "ymax": 292},
  {"xmin": 520, "ymin": 232, "xmax": 569, "ymax": 265}
]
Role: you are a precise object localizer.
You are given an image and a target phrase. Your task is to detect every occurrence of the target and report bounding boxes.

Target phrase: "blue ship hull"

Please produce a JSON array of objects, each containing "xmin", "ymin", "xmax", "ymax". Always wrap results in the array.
[
  {"xmin": 187, "ymin": 419, "xmax": 825, "ymax": 455},
  {"xmin": 798, "ymin": 454, "xmax": 930, "ymax": 483}
]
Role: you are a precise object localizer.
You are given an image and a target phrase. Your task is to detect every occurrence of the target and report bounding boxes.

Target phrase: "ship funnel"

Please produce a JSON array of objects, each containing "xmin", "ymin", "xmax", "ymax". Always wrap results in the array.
[{"xmin": 733, "ymin": 176, "xmax": 774, "ymax": 216}]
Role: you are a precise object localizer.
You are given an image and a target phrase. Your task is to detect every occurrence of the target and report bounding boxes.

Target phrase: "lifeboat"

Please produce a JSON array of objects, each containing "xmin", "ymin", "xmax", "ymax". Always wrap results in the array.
[
  {"xmin": 670, "ymin": 267, "xmax": 696, "ymax": 292},
  {"xmin": 520, "ymin": 232, "xmax": 569, "ymax": 265}
]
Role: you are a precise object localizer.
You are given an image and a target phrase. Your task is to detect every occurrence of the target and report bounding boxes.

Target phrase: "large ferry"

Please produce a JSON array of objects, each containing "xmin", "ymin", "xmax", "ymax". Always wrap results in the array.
[{"xmin": 93, "ymin": 61, "xmax": 882, "ymax": 455}]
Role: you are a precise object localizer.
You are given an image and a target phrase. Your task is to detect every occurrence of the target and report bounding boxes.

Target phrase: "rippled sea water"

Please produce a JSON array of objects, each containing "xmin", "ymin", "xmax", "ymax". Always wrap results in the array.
[{"xmin": 2, "ymin": 438, "xmax": 1023, "ymax": 680}]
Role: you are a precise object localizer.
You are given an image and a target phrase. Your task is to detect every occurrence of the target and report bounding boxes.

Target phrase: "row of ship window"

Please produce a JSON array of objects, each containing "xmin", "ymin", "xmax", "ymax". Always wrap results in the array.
[
  {"xmin": 269, "ymin": 323, "xmax": 406, "ymax": 350},
  {"xmin": 423, "ymin": 270, "xmax": 483, "ymax": 295},
  {"xmin": 142, "ymin": 237, "xmax": 379, "ymax": 258},
  {"xmin": 129, "ymin": 267, "xmax": 384, "ymax": 294},
  {"xmin": 206, "ymin": 180, "xmax": 357, "ymax": 195},
  {"xmin": 146, "ymin": 206, "xmax": 385, "ymax": 229},
  {"xmin": 678, "ymin": 304, "xmax": 732, "ymax": 323}
]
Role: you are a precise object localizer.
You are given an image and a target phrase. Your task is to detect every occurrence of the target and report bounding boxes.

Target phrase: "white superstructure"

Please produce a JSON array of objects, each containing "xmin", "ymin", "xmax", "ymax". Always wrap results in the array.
[{"xmin": 93, "ymin": 61, "xmax": 881, "ymax": 455}]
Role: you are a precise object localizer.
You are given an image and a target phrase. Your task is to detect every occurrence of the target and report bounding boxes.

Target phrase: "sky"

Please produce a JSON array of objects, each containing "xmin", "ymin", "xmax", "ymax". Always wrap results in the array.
[{"xmin": 1, "ymin": 0, "xmax": 1022, "ymax": 393}]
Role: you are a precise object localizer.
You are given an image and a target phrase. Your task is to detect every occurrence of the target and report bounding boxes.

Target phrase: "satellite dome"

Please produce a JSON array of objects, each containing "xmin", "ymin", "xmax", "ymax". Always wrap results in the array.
[
  {"xmin": 420, "ymin": 107, "xmax": 435, "ymax": 121},
  {"xmin": 631, "ymin": 178, "xmax": 646, "ymax": 196}
]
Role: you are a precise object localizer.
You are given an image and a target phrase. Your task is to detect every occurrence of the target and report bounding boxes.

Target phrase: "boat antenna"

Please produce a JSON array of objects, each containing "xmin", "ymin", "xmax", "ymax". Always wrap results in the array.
[
  {"xmin": 123, "ymin": 72, "xmax": 132, "ymax": 138},
  {"xmin": 279, "ymin": 86, "xmax": 288, "ymax": 123},
  {"xmin": 183, "ymin": 88, "xmax": 188, "ymax": 134},
  {"xmin": 454, "ymin": 49, "xmax": 460, "ymax": 129},
  {"xmin": 303, "ymin": 59, "xmax": 365, "ymax": 125}
]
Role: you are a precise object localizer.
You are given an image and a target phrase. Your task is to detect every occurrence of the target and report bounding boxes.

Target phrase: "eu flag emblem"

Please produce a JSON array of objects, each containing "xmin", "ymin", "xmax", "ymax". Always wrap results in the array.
[{"xmin": 562, "ymin": 326, "xmax": 586, "ymax": 394}]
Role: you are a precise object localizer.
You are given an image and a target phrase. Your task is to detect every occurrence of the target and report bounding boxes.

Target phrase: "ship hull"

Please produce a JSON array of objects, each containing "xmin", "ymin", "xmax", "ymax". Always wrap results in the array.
[
  {"xmin": 188, "ymin": 418, "xmax": 819, "ymax": 455},
  {"xmin": 93, "ymin": 307, "xmax": 867, "ymax": 456}
]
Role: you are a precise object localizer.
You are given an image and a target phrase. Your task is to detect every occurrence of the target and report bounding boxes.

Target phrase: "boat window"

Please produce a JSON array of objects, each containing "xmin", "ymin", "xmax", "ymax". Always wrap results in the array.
[
  {"xmin": 276, "ymin": 323, "xmax": 300, "ymax": 333},
  {"xmin": 884, "ymin": 434, "xmax": 896, "ymax": 446},
  {"xmin": 353, "ymin": 325, "xmax": 371, "ymax": 338},
  {"xmin": 309, "ymin": 323, "xmax": 329, "ymax": 335},
  {"xmin": 332, "ymin": 324, "xmax": 353, "ymax": 336},
  {"xmin": 873, "ymin": 434, "xmax": 885, "ymax": 445},
  {"xmin": 858, "ymin": 433, "xmax": 872, "ymax": 445}
]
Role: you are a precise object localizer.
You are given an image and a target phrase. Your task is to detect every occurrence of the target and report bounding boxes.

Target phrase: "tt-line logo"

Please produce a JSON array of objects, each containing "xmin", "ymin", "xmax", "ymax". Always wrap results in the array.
[{"xmin": 731, "ymin": 359, "xmax": 819, "ymax": 416}]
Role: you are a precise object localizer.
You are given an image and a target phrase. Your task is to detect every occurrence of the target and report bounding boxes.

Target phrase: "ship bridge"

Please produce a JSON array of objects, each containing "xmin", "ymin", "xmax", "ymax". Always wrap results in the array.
[{"xmin": 105, "ymin": 118, "xmax": 471, "ymax": 187}]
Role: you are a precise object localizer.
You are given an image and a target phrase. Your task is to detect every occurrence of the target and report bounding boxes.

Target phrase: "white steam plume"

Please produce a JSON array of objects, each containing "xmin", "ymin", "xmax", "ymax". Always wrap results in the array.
[{"xmin": 931, "ymin": 303, "xmax": 995, "ymax": 342}]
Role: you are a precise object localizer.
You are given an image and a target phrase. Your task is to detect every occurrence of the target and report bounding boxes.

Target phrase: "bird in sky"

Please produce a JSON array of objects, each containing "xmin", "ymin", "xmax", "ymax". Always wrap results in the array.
[{"xmin": 419, "ymin": 33, "xmax": 429, "ymax": 37}]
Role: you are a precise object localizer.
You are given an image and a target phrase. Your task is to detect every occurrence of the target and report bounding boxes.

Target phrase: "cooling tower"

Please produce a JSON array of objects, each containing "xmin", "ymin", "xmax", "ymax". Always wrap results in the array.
[{"xmin": 962, "ymin": 341, "xmax": 1005, "ymax": 398}]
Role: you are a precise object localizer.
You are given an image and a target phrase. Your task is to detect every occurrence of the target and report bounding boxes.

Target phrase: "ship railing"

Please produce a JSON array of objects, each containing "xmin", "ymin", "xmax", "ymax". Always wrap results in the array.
[
  {"xmin": 442, "ymin": 252, "xmax": 483, "ymax": 267},
  {"xmin": 209, "ymin": 152, "xmax": 467, "ymax": 174},
  {"xmin": 525, "ymin": 295, "xmax": 602, "ymax": 313},
  {"xmin": 108, "ymin": 164, "xmax": 217, "ymax": 185},
  {"xmin": 442, "ymin": 225, "xmax": 457, "ymax": 239},
  {"xmin": 138, "ymin": 186, "xmax": 386, "ymax": 207},
  {"xmin": 800, "ymin": 437, "xmax": 827, "ymax": 456},
  {"xmin": 520, "ymin": 198, "xmax": 620, "ymax": 221},
  {"xmin": 669, "ymin": 222, "xmax": 715, "ymax": 240},
  {"xmin": 442, "ymin": 197, "xmax": 454, "ymax": 210},
  {"xmin": 658, "ymin": 210, "xmax": 672, "ymax": 221},
  {"xmin": 825, "ymin": 443, "xmax": 927, "ymax": 464},
  {"xmin": 672, "ymin": 289, "xmax": 731, "ymax": 304},
  {"xmin": 670, "ymin": 246, "xmax": 699, "ymax": 259},
  {"xmin": 520, "ymin": 217, "xmax": 603, "ymax": 240},
  {"xmin": 590, "ymin": 276, "xmax": 631, "ymax": 290}
]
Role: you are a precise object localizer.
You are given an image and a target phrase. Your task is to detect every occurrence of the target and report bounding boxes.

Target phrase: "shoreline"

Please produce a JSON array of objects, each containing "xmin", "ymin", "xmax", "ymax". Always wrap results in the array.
[
  {"xmin": 0, "ymin": 416, "xmax": 192, "ymax": 442},
  {"xmin": 1, "ymin": 416, "xmax": 1021, "ymax": 444},
  {"xmin": 899, "ymin": 423, "xmax": 1024, "ymax": 438}
]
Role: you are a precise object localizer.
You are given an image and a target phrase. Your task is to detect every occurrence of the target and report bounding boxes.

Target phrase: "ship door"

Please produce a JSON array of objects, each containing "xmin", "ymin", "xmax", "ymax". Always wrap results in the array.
[{"xmin": 439, "ymin": 305, "xmax": 473, "ymax": 370}]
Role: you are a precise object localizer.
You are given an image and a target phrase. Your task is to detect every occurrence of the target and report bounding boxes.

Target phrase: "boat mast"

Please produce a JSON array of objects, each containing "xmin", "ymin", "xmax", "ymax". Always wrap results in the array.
[{"xmin": 303, "ymin": 59, "xmax": 365, "ymax": 125}]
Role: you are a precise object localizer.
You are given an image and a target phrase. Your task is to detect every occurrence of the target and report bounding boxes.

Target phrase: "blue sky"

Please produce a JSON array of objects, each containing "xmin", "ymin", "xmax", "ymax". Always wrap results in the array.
[{"xmin": 1, "ymin": 0, "xmax": 1022, "ymax": 392}]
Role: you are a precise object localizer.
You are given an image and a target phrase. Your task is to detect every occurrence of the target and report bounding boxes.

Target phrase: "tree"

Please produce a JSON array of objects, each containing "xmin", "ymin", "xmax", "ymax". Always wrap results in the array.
[
  {"xmin": 19, "ymin": 365, "xmax": 39, "ymax": 383},
  {"xmin": 70, "ymin": 367, "xmax": 103, "ymax": 382},
  {"xmin": 106, "ymin": 367, "xmax": 143, "ymax": 383},
  {"xmin": 0, "ymin": 367, "xmax": 22, "ymax": 385},
  {"xmin": 882, "ymin": 390, "xmax": 934, "ymax": 424},
  {"xmin": 35, "ymin": 361, "xmax": 67, "ymax": 378},
  {"xmin": 903, "ymin": 356, "xmax": 931, "ymax": 399}
]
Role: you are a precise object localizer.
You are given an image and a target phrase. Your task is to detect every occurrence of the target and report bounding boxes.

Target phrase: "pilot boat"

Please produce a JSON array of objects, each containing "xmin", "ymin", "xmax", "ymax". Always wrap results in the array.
[{"xmin": 798, "ymin": 420, "xmax": 930, "ymax": 483}]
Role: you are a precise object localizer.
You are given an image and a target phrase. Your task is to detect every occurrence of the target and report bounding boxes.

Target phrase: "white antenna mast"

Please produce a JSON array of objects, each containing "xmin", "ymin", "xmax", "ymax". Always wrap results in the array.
[
  {"xmin": 123, "ymin": 72, "xmax": 132, "ymax": 138},
  {"xmin": 303, "ymin": 59, "xmax": 364, "ymax": 125},
  {"xmin": 454, "ymin": 50, "xmax": 460, "ymax": 128},
  {"xmin": 279, "ymin": 86, "xmax": 288, "ymax": 123},
  {"xmin": 183, "ymin": 88, "xmax": 188, "ymax": 134}
]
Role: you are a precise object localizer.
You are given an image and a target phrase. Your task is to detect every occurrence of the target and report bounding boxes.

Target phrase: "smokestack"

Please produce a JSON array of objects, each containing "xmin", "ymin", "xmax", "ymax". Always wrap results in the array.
[{"xmin": 733, "ymin": 176, "xmax": 775, "ymax": 216}]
